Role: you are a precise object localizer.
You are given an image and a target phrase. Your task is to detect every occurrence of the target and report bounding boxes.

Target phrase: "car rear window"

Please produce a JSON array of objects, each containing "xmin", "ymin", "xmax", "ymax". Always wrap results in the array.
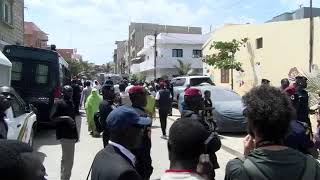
[
  {"xmin": 173, "ymin": 78, "xmax": 186, "ymax": 86},
  {"xmin": 190, "ymin": 78, "xmax": 214, "ymax": 86}
]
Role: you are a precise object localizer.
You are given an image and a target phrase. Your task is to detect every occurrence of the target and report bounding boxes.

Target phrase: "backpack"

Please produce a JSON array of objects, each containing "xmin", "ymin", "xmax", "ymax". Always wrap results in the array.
[
  {"xmin": 238, "ymin": 155, "xmax": 317, "ymax": 180},
  {"xmin": 94, "ymin": 112, "xmax": 104, "ymax": 133}
]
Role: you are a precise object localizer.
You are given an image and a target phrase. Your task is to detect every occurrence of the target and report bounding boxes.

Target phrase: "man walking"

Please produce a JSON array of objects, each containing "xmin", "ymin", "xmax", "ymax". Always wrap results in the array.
[
  {"xmin": 155, "ymin": 82, "xmax": 171, "ymax": 139},
  {"xmin": 99, "ymin": 84, "xmax": 116, "ymax": 147},
  {"xmin": 128, "ymin": 86, "xmax": 153, "ymax": 180},
  {"xmin": 71, "ymin": 79, "xmax": 82, "ymax": 115},
  {"xmin": 50, "ymin": 85, "xmax": 78, "ymax": 180},
  {"xmin": 91, "ymin": 106, "xmax": 151, "ymax": 180}
]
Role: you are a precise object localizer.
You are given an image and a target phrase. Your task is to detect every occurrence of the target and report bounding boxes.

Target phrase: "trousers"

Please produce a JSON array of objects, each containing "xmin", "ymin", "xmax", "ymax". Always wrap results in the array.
[
  {"xmin": 60, "ymin": 139, "xmax": 76, "ymax": 180},
  {"xmin": 159, "ymin": 109, "xmax": 168, "ymax": 136}
]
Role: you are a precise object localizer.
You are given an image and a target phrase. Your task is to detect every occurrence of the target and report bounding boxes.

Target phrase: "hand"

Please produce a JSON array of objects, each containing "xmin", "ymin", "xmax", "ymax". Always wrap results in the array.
[
  {"xmin": 243, "ymin": 135, "xmax": 255, "ymax": 156},
  {"xmin": 196, "ymin": 154, "xmax": 212, "ymax": 180}
]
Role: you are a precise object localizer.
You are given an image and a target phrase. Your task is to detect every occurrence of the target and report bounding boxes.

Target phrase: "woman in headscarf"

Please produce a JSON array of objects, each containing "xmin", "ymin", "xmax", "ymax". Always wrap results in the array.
[{"xmin": 85, "ymin": 89, "xmax": 102, "ymax": 137}]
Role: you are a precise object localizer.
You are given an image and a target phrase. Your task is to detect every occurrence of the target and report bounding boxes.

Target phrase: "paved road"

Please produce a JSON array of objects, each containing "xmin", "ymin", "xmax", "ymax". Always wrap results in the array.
[{"xmin": 34, "ymin": 108, "xmax": 245, "ymax": 180}]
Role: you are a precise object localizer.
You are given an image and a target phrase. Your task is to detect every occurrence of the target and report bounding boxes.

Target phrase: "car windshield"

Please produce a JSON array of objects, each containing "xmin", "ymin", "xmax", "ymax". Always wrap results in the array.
[
  {"xmin": 210, "ymin": 89, "xmax": 241, "ymax": 102},
  {"xmin": 190, "ymin": 78, "xmax": 214, "ymax": 86}
]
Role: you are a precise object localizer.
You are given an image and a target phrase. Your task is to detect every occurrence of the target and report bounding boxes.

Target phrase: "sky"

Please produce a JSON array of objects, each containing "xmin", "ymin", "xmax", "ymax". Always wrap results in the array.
[{"xmin": 25, "ymin": 0, "xmax": 320, "ymax": 65}]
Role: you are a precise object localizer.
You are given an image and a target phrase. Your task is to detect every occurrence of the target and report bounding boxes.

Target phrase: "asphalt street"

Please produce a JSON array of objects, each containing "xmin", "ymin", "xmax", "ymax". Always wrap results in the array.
[{"xmin": 34, "ymin": 108, "xmax": 245, "ymax": 180}]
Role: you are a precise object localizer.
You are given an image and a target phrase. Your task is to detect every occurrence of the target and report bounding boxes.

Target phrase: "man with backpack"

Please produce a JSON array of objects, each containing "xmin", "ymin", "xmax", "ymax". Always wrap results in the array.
[{"xmin": 225, "ymin": 85, "xmax": 320, "ymax": 180}]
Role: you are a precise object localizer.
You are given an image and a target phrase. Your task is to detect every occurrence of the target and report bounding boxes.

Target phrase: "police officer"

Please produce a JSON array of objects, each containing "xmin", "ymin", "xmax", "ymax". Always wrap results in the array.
[
  {"xmin": 291, "ymin": 76, "xmax": 312, "ymax": 131},
  {"xmin": 50, "ymin": 85, "xmax": 78, "ymax": 180},
  {"xmin": 182, "ymin": 88, "xmax": 221, "ymax": 179},
  {"xmin": 155, "ymin": 82, "xmax": 171, "ymax": 139}
]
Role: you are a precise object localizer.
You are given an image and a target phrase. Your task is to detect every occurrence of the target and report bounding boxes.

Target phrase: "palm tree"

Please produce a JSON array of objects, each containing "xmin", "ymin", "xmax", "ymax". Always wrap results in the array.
[{"xmin": 174, "ymin": 59, "xmax": 191, "ymax": 76}]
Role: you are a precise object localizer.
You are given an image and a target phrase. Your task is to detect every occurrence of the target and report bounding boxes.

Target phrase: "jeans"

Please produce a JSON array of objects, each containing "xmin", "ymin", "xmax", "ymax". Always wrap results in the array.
[{"xmin": 60, "ymin": 139, "xmax": 76, "ymax": 180}]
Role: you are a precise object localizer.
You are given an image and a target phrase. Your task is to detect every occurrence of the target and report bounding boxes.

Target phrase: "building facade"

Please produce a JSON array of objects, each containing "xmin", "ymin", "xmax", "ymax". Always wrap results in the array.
[
  {"xmin": 0, "ymin": 0, "xmax": 24, "ymax": 49},
  {"xmin": 132, "ymin": 33, "xmax": 208, "ymax": 81},
  {"xmin": 57, "ymin": 48, "xmax": 82, "ymax": 61},
  {"xmin": 268, "ymin": 7, "xmax": 320, "ymax": 22},
  {"xmin": 24, "ymin": 21, "xmax": 48, "ymax": 48},
  {"xmin": 128, "ymin": 22, "xmax": 202, "ymax": 72},
  {"xmin": 115, "ymin": 40, "xmax": 128, "ymax": 74},
  {"xmin": 203, "ymin": 17, "xmax": 320, "ymax": 95}
]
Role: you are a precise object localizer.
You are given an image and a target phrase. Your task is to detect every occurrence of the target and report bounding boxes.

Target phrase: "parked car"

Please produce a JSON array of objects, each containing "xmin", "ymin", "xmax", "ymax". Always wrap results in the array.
[
  {"xmin": 1, "ymin": 86, "xmax": 37, "ymax": 146},
  {"xmin": 178, "ymin": 85, "xmax": 247, "ymax": 133},
  {"xmin": 3, "ymin": 45, "xmax": 71, "ymax": 125},
  {"xmin": 171, "ymin": 76, "xmax": 215, "ymax": 102}
]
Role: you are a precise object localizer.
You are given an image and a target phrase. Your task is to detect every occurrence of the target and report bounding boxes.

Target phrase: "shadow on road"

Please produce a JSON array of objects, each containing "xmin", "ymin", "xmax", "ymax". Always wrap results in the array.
[{"xmin": 34, "ymin": 115, "xmax": 83, "ymax": 151}]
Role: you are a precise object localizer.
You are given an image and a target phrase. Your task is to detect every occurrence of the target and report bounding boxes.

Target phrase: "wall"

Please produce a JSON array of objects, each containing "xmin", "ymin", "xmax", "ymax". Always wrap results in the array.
[
  {"xmin": 0, "ymin": 0, "xmax": 24, "ymax": 49},
  {"xmin": 203, "ymin": 18, "xmax": 320, "ymax": 95}
]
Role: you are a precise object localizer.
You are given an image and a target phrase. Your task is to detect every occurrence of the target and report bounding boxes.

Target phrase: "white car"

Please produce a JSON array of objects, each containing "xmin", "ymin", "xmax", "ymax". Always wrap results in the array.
[
  {"xmin": 1, "ymin": 87, "xmax": 37, "ymax": 146},
  {"xmin": 171, "ymin": 76, "xmax": 215, "ymax": 102}
]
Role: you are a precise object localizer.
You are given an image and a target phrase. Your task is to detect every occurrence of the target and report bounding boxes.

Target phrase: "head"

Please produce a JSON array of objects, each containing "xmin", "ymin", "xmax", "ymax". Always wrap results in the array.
[
  {"xmin": 90, "ymin": 88, "xmax": 99, "ymax": 97},
  {"xmin": 62, "ymin": 85, "xmax": 73, "ymax": 100},
  {"xmin": 204, "ymin": 90, "xmax": 211, "ymax": 100},
  {"xmin": 242, "ymin": 85, "xmax": 294, "ymax": 143},
  {"xmin": 129, "ymin": 86, "xmax": 147, "ymax": 107},
  {"xmin": 85, "ymin": 81, "xmax": 91, "ymax": 87},
  {"xmin": 168, "ymin": 118, "xmax": 210, "ymax": 167},
  {"xmin": 71, "ymin": 79, "xmax": 77, "ymax": 85},
  {"xmin": 0, "ymin": 94, "xmax": 10, "ymax": 112},
  {"xmin": 101, "ymin": 84, "xmax": 115, "ymax": 100},
  {"xmin": 280, "ymin": 78, "xmax": 290, "ymax": 90},
  {"xmin": 94, "ymin": 80, "xmax": 99, "ymax": 85},
  {"xmin": 0, "ymin": 140, "xmax": 46, "ymax": 180},
  {"xmin": 295, "ymin": 76, "xmax": 308, "ymax": 89},
  {"xmin": 119, "ymin": 83, "xmax": 126, "ymax": 92},
  {"xmin": 107, "ymin": 106, "xmax": 151, "ymax": 150},
  {"xmin": 261, "ymin": 79, "xmax": 270, "ymax": 86},
  {"xmin": 159, "ymin": 82, "xmax": 166, "ymax": 89},
  {"xmin": 184, "ymin": 88, "xmax": 204, "ymax": 112}
]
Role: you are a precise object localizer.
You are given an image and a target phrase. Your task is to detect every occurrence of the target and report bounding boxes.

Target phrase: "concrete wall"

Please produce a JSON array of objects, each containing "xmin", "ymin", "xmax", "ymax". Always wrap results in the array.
[
  {"xmin": 203, "ymin": 18, "xmax": 320, "ymax": 95},
  {"xmin": 0, "ymin": 0, "xmax": 24, "ymax": 49}
]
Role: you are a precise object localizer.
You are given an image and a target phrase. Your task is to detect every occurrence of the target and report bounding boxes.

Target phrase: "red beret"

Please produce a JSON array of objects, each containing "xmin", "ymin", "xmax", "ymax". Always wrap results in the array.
[
  {"xmin": 284, "ymin": 85, "xmax": 295, "ymax": 96},
  {"xmin": 128, "ymin": 86, "xmax": 145, "ymax": 94},
  {"xmin": 184, "ymin": 88, "xmax": 202, "ymax": 97}
]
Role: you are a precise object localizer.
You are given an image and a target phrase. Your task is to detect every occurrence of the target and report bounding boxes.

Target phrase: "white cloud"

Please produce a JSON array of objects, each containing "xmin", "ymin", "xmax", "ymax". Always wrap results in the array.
[{"xmin": 25, "ymin": 0, "xmax": 255, "ymax": 64}]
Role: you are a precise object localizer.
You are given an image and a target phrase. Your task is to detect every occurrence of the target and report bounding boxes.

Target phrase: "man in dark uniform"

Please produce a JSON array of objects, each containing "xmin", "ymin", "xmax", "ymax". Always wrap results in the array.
[
  {"xmin": 50, "ymin": 85, "xmax": 78, "ymax": 180},
  {"xmin": 128, "ymin": 86, "xmax": 153, "ymax": 180},
  {"xmin": 291, "ymin": 76, "xmax": 312, "ymax": 130},
  {"xmin": 99, "ymin": 84, "xmax": 116, "ymax": 147},
  {"xmin": 71, "ymin": 79, "xmax": 82, "ymax": 115},
  {"xmin": 155, "ymin": 82, "xmax": 171, "ymax": 139},
  {"xmin": 182, "ymin": 87, "xmax": 221, "ymax": 179}
]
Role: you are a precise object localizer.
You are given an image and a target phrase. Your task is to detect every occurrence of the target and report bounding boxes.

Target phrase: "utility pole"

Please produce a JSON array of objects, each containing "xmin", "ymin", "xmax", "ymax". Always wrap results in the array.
[
  {"xmin": 154, "ymin": 31, "xmax": 157, "ymax": 80},
  {"xmin": 309, "ymin": 0, "xmax": 314, "ymax": 72}
]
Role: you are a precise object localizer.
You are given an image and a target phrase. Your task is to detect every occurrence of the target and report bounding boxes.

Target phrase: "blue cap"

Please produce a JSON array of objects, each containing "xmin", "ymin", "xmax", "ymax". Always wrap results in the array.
[{"xmin": 107, "ymin": 105, "xmax": 151, "ymax": 131}]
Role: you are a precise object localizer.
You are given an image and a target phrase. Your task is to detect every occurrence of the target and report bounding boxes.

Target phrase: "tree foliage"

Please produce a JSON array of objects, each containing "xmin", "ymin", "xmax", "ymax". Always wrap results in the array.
[
  {"xmin": 174, "ymin": 59, "xmax": 192, "ymax": 75},
  {"xmin": 204, "ymin": 38, "xmax": 248, "ymax": 71}
]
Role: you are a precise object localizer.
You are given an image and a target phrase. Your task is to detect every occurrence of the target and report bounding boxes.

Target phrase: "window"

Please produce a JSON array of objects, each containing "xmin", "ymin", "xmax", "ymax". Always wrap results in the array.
[
  {"xmin": 12, "ymin": 61, "xmax": 22, "ymax": 81},
  {"xmin": 190, "ymin": 78, "xmax": 214, "ymax": 86},
  {"xmin": 35, "ymin": 64, "xmax": 49, "ymax": 84},
  {"xmin": 10, "ymin": 95, "xmax": 25, "ymax": 117},
  {"xmin": 2, "ymin": 0, "xmax": 12, "ymax": 25},
  {"xmin": 192, "ymin": 50, "xmax": 202, "ymax": 58},
  {"xmin": 172, "ymin": 49, "xmax": 183, "ymax": 57},
  {"xmin": 256, "ymin": 38, "xmax": 263, "ymax": 49},
  {"xmin": 173, "ymin": 78, "xmax": 186, "ymax": 86},
  {"xmin": 221, "ymin": 69, "xmax": 230, "ymax": 83}
]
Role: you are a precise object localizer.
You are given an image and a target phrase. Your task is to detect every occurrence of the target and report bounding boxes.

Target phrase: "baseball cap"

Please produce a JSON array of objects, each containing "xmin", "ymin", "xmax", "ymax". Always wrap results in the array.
[
  {"xmin": 128, "ymin": 86, "xmax": 145, "ymax": 94},
  {"xmin": 184, "ymin": 88, "xmax": 202, "ymax": 97},
  {"xmin": 107, "ymin": 105, "xmax": 151, "ymax": 131}
]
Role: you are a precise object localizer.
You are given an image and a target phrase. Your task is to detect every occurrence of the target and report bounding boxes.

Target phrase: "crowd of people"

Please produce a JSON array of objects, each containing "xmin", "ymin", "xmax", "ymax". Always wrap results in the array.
[{"xmin": 1, "ymin": 75, "xmax": 320, "ymax": 180}]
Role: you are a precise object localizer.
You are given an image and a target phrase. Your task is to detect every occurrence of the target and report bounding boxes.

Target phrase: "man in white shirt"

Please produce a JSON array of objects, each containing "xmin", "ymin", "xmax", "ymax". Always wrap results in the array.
[{"xmin": 119, "ymin": 83, "xmax": 131, "ymax": 106}]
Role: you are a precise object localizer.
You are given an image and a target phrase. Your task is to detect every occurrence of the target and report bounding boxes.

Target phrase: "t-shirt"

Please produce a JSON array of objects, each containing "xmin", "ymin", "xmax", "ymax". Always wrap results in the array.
[
  {"xmin": 161, "ymin": 171, "xmax": 205, "ymax": 180},
  {"xmin": 225, "ymin": 148, "xmax": 320, "ymax": 180}
]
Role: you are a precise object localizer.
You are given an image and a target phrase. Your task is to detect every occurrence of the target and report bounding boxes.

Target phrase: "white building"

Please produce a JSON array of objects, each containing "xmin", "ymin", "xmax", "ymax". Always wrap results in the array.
[{"xmin": 131, "ymin": 33, "xmax": 209, "ymax": 81}]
